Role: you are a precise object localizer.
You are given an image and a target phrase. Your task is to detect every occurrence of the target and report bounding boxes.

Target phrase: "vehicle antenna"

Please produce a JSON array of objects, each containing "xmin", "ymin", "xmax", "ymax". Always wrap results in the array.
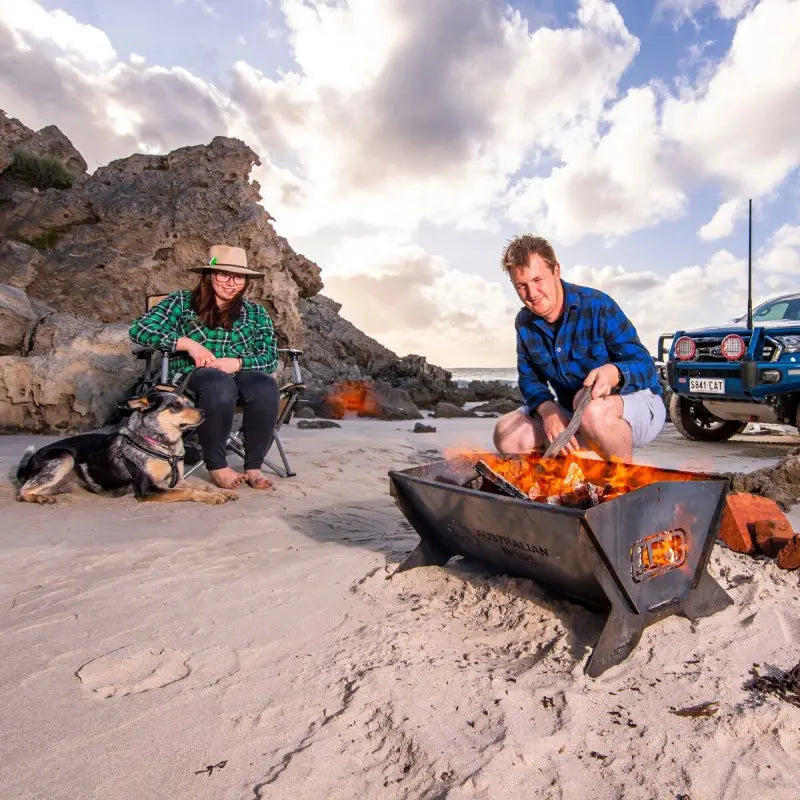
[{"xmin": 746, "ymin": 198, "xmax": 753, "ymax": 330}]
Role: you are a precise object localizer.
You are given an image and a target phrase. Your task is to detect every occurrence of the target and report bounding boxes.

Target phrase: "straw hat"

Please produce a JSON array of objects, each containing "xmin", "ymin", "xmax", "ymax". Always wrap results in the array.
[{"xmin": 188, "ymin": 245, "xmax": 264, "ymax": 277}]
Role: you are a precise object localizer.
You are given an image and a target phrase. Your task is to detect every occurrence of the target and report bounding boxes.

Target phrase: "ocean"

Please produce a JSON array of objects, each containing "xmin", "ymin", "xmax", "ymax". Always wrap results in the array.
[{"xmin": 447, "ymin": 367, "xmax": 517, "ymax": 386}]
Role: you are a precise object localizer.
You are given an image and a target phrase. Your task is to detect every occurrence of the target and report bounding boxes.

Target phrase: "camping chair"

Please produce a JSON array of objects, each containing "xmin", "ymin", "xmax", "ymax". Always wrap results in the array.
[{"xmin": 131, "ymin": 294, "xmax": 306, "ymax": 478}]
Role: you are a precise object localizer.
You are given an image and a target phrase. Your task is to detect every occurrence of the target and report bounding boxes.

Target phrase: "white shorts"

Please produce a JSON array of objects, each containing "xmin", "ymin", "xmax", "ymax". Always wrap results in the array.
[{"xmin": 523, "ymin": 389, "xmax": 666, "ymax": 447}]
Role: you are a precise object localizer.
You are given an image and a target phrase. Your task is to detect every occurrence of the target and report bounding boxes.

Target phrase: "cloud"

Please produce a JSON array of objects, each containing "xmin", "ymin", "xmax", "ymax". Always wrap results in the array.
[
  {"xmin": 656, "ymin": 0, "xmax": 757, "ymax": 24},
  {"xmin": 758, "ymin": 223, "xmax": 800, "ymax": 277},
  {"xmin": 322, "ymin": 234, "xmax": 521, "ymax": 367},
  {"xmin": 697, "ymin": 197, "xmax": 745, "ymax": 240},
  {"xmin": 0, "ymin": 4, "xmax": 232, "ymax": 166},
  {"xmin": 229, "ymin": 0, "xmax": 642, "ymax": 238},
  {"xmin": 0, "ymin": 0, "xmax": 116, "ymax": 67},
  {"xmin": 662, "ymin": 0, "xmax": 800, "ymax": 198},
  {"xmin": 0, "ymin": 0, "xmax": 653, "ymax": 244},
  {"xmin": 507, "ymin": 87, "xmax": 685, "ymax": 244}
]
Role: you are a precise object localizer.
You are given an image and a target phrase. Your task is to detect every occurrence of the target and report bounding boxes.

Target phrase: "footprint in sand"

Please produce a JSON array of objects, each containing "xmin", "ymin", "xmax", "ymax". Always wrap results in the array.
[{"xmin": 76, "ymin": 645, "xmax": 191, "ymax": 698}]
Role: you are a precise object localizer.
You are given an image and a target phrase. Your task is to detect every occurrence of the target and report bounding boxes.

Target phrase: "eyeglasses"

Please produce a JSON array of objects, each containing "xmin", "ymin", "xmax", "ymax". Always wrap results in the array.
[{"xmin": 212, "ymin": 272, "xmax": 246, "ymax": 285}]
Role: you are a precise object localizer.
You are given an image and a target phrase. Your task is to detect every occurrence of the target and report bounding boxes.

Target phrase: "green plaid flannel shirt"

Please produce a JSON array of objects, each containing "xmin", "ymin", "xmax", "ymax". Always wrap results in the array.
[{"xmin": 129, "ymin": 290, "xmax": 278, "ymax": 379}]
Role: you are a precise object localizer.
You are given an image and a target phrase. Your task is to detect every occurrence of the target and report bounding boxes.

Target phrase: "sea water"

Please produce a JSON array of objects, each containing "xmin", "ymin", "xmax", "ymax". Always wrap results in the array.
[{"xmin": 447, "ymin": 367, "xmax": 517, "ymax": 386}]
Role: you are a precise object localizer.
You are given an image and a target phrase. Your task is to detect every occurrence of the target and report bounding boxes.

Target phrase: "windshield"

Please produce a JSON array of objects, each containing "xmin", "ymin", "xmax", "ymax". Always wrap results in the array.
[{"xmin": 733, "ymin": 296, "xmax": 800, "ymax": 323}]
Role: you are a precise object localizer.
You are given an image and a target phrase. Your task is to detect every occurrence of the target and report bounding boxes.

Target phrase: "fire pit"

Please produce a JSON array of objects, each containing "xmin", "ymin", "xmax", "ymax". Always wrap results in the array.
[{"xmin": 388, "ymin": 452, "xmax": 733, "ymax": 677}]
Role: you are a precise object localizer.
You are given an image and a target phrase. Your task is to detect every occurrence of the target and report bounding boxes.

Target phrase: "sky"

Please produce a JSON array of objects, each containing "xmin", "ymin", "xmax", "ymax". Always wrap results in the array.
[{"xmin": 0, "ymin": 0, "xmax": 798, "ymax": 369}]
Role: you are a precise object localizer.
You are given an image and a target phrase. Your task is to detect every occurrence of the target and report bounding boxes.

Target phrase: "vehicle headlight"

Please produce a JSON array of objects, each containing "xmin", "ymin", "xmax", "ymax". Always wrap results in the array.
[{"xmin": 775, "ymin": 334, "xmax": 800, "ymax": 353}]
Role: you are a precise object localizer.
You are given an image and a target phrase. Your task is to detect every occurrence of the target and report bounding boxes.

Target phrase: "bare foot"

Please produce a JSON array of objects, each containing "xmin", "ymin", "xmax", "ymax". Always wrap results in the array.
[
  {"xmin": 244, "ymin": 470, "xmax": 273, "ymax": 490},
  {"xmin": 208, "ymin": 467, "xmax": 244, "ymax": 489}
]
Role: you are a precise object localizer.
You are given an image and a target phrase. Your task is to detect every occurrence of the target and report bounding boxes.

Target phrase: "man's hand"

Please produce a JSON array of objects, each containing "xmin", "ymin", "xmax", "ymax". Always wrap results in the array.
[
  {"xmin": 537, "ymin": 401, "xmax": 579, "ymax": 454},
  {"xmin": 584, "ymin": 363, "xmax": 621, "ymax": 399}
]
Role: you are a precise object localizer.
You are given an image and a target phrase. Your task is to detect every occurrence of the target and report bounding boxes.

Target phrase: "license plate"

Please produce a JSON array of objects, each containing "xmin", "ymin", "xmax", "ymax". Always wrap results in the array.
[{"xmin": 689, "ymin": 378, "xmax": 725, "ymax": 394}]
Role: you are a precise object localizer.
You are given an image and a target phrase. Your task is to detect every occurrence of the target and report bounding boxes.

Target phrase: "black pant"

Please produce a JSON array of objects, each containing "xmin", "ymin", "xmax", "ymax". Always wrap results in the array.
[{"xmin": 187, "ymin": 368, "xmax": 280, "ymax": 471}]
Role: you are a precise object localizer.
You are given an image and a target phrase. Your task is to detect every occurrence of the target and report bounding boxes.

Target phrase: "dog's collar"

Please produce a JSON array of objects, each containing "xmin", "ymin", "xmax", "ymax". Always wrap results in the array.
[{"xmin": 119, "ymin": 433, "xmax": 183, "ymax": 489}]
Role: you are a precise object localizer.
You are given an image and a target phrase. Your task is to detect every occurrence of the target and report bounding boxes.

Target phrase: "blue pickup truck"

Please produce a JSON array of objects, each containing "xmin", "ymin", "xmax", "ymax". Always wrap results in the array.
[{"xmin": 658, "ymin": 292, "xmax": 800, "ymax": 441}]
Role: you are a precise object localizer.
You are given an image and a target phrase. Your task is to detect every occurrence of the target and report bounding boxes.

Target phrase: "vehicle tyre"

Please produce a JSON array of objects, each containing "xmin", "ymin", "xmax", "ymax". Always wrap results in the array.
[{"xmin": 669, "ymin": 395, "xmax": 747, "ymax": 442}]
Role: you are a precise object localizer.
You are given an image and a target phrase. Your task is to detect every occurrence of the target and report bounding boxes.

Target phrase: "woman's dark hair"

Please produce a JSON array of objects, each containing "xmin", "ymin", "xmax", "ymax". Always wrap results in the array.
[{"xmin": 191, "ymin": 272, "xmax": 250, "ymax": 330}]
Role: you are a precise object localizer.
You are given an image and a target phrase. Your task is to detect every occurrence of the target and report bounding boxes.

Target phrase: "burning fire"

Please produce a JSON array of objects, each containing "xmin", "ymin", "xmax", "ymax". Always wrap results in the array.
[
  {"xmin": 632, "ymin": 529, "xmax": 687, "ymax": 581},
  {"xmin": 325, "ymin": 381, "xmax": 382, "ymax": 418},
  {"xmin": 644, "ymin": 532, "xmax": 685, "ymax": 568},
  {"xmin": 464, "ymin": 450, "xmax": 703, "ymax": 506}
]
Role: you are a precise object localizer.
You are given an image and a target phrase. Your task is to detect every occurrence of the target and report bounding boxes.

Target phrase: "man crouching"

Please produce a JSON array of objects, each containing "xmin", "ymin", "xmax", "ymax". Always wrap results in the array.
[{"xmin": 493, "ymin": 234, "xmax": 665, "ymax": 462}]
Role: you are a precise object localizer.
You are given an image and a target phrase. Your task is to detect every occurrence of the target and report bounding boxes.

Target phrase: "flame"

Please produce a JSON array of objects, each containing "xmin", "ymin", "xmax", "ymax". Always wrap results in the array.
[
  {"xmin": 325, "ymin": 380, "xmax": 382, "ymax": 418},
  {"xmin": 468, "ymin": 450, "xmax": 702, "ymax": 504},
  {"xmin": 643, "ymin": 533, "xmax": 685, "ymax": 569}
]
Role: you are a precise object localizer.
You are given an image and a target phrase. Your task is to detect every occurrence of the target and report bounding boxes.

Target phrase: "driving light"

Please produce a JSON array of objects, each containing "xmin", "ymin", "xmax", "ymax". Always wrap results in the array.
[
  {"xmin": 761, "ymin": 370, "xmax": 781, "ymax": 383},
  {"xmin": 674, "ymin": 336, "xmax": 696, "ymax": 361},
  {"xmin": 720, "ymin": 333, "xmax": 746, "ymax": 360}
]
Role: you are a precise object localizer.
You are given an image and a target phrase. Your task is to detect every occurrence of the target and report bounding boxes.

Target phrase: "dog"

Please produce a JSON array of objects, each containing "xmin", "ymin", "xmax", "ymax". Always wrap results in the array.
[{"xmin": 16, "ymin": 391, "xmax": 238, "ymax": 505}]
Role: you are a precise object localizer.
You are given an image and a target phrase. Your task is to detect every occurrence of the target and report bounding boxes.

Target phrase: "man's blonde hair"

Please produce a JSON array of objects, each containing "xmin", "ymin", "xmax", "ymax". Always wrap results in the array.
[{"xmin": 501, "ymin": 235, "xmax": 558, "ymax": 274}]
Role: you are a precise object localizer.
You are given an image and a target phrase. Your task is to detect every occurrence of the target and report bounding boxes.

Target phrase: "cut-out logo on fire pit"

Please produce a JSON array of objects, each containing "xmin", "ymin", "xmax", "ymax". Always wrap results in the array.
[{"xmin": 631, "ymin": 529, "xmax": 687, "ymax": 582}]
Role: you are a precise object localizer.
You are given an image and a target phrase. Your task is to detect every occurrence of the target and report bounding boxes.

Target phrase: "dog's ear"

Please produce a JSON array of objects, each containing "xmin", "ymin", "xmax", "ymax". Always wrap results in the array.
[{"xmin": 126, "ymin": 395, "xmax": 153, "ymax": 410}]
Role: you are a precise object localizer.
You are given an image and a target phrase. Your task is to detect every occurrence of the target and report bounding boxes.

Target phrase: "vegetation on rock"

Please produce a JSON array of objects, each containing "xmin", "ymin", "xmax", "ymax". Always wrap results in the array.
[{"xmin": 4, "ymin": 148, "xmax": 76, "ymax": 190}]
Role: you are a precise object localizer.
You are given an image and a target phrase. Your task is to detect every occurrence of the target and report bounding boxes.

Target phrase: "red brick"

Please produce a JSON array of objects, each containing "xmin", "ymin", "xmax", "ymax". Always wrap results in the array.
[
  {"xmin": 717, "ymin": 493, "xmax": 788, "ymax": 554},
  {"xmin": 753, "ymin": 518, "xmax": 797, "ymax": 558},
  {"xmin": 777, "ymin": 537, "xmax": 800, "ymax": 570}
]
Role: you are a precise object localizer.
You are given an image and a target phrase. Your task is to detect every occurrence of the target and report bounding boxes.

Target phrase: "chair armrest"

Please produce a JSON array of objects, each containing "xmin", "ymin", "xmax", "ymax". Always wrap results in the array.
[{"xmin": 132, "ymin": 345, "xmax": 170, "ymax": 358}]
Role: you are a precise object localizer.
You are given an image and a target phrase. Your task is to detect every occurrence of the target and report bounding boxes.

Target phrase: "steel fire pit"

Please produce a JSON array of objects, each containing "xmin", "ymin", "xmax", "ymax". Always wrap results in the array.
[{"xmin": 388, "ymin": 453, "xmax": 733, "ymax": 677}]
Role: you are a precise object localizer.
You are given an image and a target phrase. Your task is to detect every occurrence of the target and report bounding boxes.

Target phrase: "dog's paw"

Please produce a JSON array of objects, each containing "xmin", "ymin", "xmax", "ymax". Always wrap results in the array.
[
  {"xmin": 17, "ymin": 493, "xmax": 58, "ymax": 504},
  {"xmin": 219, "ymin": 489, "xmax": 239, "ymax": 501},
  {"xmin": 204, "ymin": 492, "xmax": 233, "ymax": 504}
]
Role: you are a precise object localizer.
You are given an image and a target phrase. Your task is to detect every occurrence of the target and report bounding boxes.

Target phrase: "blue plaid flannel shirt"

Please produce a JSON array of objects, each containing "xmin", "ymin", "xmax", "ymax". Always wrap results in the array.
[{"xmin": 516, "ymin": 281, "xmax": 660, "ymax": 414}]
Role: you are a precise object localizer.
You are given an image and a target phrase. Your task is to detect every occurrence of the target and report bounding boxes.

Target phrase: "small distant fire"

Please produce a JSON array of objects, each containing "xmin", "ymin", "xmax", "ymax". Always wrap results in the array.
[{"xmin": 325, "ymin": 381, "xmax": 382, "ymax": 418}]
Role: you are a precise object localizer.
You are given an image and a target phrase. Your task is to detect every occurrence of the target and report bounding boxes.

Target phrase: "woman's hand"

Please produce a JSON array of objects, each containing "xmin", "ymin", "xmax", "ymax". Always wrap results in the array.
[
  {"xmin": 214, "ymin": 357, "xmax": 242, "ymax": 375},
  {"xmin": 177, "ymin": 337, "xmax": 217, "ymax": 368}
]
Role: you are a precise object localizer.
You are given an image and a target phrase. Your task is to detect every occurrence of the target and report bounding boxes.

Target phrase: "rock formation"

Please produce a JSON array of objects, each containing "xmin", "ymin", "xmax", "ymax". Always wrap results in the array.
[{"xmin": 0, "ymin": 109, "xmax": 489, "ymax": 432}]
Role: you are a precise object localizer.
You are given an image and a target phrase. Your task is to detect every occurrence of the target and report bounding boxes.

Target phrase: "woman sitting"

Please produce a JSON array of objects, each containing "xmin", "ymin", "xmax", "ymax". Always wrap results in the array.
[{"xmin": 129, "ymin": 244, "xmax": 280, "ymax": 490}]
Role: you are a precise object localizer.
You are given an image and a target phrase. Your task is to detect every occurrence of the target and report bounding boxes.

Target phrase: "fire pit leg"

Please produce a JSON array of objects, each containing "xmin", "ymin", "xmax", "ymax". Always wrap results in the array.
[
  {"xmin": 585, "ymin": 608, "xmax": 645, "ymax": 679},
  {"xmin": 395, "ymin": 539, "xmax": 453, "ymax": 573},
  {"xmin": 391, "ymin": 487, "xmax": 455, "ymax": 574},
  {"xmin": 678, "ymin": 570, "xmax": 733, "ymax": 621}
]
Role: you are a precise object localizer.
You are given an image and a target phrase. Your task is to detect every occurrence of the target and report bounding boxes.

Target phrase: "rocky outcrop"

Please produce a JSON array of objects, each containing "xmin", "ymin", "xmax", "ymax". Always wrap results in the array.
[
  {"xmin": 298, "ymin": 294, "xmax": 464, "ymax": 407},
  {"xmin": 0, "ymin": 284, "xmax": 39, "ymax": 355},
  {"xmin": 0, "ymin": 111, "xmax": 87, "ymax": 175},
  {"xmin": 0, "ymin": 311, "xmax": 142, "ymax": 432}
]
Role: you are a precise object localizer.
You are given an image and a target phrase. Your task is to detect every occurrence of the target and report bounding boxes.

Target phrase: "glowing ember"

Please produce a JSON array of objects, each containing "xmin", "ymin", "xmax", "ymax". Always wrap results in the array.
[
  {"xmin": 632, "ymin": 529, "xmax": 687, "ymax": 581},
  {"xmin": 325, "ymin": 381, "xmax": 382, "ymax": 418},
  {"xmin": 644, "ymin": 533, "xmax": 685, "ymax": 568},
  {"xmin": 471, "ymin": 451, "xmax": 702, "ymax": 505}
]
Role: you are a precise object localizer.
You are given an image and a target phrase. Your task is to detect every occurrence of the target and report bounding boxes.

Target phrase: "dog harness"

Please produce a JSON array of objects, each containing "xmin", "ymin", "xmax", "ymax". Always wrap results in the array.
[{"xmin": 119, "ymin": 433, "xmax": 183, "ymax": 488}]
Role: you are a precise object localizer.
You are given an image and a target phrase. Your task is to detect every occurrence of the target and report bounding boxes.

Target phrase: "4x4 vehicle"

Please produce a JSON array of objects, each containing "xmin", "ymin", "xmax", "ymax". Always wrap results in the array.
[{"xmin": 659, "ymin": 292, "xmax": 800, "ymax": 441}]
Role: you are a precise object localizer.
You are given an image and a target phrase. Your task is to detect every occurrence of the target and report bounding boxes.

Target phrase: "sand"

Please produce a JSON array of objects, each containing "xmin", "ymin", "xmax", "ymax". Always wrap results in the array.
[{"xmin": 1, "ymin": 419, "xmax": 799, "ymax": 800}]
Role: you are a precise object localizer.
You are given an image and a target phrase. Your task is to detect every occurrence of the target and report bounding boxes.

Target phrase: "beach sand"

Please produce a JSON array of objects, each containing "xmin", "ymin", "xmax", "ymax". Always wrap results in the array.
[{"xmin": 1, "ymin": 419, "xmax": 799, "ymax": 800}]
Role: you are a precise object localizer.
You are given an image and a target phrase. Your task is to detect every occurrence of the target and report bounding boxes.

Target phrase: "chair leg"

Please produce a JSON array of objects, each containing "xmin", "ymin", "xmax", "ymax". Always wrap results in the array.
[
  {"xmin": 264, "ymin": 431, "xmax": 297, "ymax": 478},
  {"xmin": 184, "ymin": 462, "xmax": 204, "ymax": 478},
  {"xmin": 226, "ymin": 433, "xmax": 246, "ymax": 460}
]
